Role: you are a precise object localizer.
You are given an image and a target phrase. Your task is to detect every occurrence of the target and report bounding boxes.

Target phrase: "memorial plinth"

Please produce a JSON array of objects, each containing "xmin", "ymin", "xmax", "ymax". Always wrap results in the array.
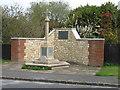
[{"xmin": 25, "ymin": 9, "xmax": 70, "ymax": 68}]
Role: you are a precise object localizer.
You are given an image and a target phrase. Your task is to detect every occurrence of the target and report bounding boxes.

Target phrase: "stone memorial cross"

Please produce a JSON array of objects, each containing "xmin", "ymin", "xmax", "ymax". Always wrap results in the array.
[{"xmin": 45, "ymin": 9, "xmax": 51, "ymax": 41}]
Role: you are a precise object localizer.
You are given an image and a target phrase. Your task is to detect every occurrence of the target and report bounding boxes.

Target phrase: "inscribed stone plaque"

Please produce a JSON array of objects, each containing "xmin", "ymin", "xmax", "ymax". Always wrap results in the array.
[
  {"xmin": 48, "ymin": 48, "xmax": 53, "ymax": 56},
  {"xmin": 42, "ymin": 47, "xmax": 47, "ymax": 56},
  {"xmin": 58, "ymin": 31, "xmax": 68, "ymax": 39}
]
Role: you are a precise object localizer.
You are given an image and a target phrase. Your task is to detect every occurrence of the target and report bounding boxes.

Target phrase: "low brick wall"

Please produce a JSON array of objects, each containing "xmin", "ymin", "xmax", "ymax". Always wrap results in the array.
[
  {"xmin": 11, "ymin": 39, "xmax": 26, "ymax": 61},
  {"xmin": 88, "ymin": 40, "xmax": 104, "ymax": 66}
]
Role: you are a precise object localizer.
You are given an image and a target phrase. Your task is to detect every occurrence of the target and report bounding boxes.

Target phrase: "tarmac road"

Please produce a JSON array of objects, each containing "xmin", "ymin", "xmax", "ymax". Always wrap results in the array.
[
  {"xmin": 1, "ymin": 79, "xmax": 117, "ymax": 88},
  {"xmin": 1, "ymin": 62, "xmax": 119, "ymax": 88}
]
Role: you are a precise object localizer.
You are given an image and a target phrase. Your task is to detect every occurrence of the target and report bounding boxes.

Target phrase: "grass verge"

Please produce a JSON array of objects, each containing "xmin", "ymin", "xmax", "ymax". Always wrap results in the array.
[
  {"xmin": 22, "ymin": 65, "xmax": 52, "ymax": 70},
  {"xmin": 0, "ymin": 60, "xmax": 11, "ymax": 63},
  {"xmin": 95, "ymin": 62, "xmax": 120, "ymax": 77}
]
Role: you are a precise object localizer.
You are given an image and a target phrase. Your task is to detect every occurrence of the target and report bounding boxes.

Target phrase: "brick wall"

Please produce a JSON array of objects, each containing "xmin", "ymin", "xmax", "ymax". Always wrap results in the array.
[
  {"xmin": 11, "ymin": 39, "xmax": 26, "ymax": 61},
  {"xmin": 88, "ymin": 40, "xmax": 104, "ymax": 66}
]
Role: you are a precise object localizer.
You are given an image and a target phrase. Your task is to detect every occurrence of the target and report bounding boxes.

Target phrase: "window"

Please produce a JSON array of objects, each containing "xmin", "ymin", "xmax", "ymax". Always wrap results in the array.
[
  {"xmin": 58, "ymin": 31, "xmax": 68, "ymax": 39},
  {"xmin": 42, "ymin": 47, "xmax": 47, "ymax": 56}
]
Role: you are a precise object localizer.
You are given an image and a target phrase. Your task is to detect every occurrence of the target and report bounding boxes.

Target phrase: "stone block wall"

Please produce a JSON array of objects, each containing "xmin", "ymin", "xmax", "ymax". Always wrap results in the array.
[
  {"xmin": 11, "ymin": 29, "xmax": 105, "ymax": 66},
  {"xmin": 24, "ymin": 32, "xmax": 55, "ymax": 62},
  {"xmin": 54, "ymin": 29, "xmax": 89, "ymax": 65},
  {"xmin": 24, "ymin": 40, "xmax": 42, "ymax": 61}
]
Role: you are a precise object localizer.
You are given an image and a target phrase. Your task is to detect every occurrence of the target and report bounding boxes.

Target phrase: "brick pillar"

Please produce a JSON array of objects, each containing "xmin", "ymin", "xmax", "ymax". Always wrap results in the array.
[
  {"xmin": 11, "ymin": 39, "xmax": 26, "ymax": 61},
  {"xmin": 88, "ymin": 40, "xmax": 104, "ymax": 66}
]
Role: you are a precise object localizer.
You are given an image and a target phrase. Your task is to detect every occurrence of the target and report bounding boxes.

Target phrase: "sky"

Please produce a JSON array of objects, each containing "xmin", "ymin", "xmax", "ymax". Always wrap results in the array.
[{"xmin": 0, "ymin": 0, "xmax": 120, "ymax": 10}]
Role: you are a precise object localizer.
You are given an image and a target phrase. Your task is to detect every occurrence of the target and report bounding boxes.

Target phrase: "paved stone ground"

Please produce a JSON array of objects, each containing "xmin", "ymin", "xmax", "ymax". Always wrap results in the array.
[{"xmin": 1, "ymin": 62, "xmax": 101, "ymax": 75}]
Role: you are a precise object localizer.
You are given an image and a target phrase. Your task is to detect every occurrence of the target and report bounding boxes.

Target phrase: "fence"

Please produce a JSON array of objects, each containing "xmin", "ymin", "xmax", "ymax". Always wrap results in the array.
[
  {"xmin": 2, "ymin": 44, "xmax": 11, "ymax": 60},
  {"xmin": 104, "ymin": 44, "xmax": 120, "ymax": 64}
]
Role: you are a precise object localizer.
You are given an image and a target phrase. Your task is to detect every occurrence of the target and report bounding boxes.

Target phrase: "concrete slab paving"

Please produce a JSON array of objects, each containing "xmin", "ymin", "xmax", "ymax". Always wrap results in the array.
[{"xmin": 1, "ymin": 62, "xmax": 100, "ymax": 75}]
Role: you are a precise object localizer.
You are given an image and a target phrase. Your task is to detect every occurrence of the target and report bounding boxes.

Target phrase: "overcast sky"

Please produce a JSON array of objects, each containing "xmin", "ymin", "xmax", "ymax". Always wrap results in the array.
[{"xmin": 0, "ymin": 0, "xmax": 120, "ymax": 10}]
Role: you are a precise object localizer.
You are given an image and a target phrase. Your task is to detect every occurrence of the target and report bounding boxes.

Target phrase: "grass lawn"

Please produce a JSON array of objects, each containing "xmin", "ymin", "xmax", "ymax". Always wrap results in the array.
[
  {"xmin": 95, "ymin": 65, "xmax": 119, "ymax": 77},
  {"xmin": 0, "ymin": 60, "xmax": 11, "ymax": 63}
]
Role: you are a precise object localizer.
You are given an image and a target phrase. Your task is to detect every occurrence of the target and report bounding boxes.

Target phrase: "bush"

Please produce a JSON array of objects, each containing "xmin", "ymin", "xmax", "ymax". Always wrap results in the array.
[
  {"xmin": 22, "ymin": 65, "xmax": 52, "ymax": 70},
  {"xmin": 104, "ymin": 62, "xmax": 119, "ymax": 66},
  {"xmin": 0, "ymin": 60, "xmax": 11, "ymax": 63}
]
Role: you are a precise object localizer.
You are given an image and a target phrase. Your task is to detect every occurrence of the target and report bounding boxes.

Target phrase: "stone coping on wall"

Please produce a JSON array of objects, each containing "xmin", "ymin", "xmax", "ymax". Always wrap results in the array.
[
  {"xmin": 11, "ymin": 37, "xmax": 45, "ymax": 40},
  {"xmin": 72, "ymin": 29, "xmax": 81, "ymax": 39},
  {"xmin": 11, "ymin": 37, "xmax": 105, "ymax": 41},
  {"xmin": 53, "ymin": 28, "xmax": 76, "ymax": 30},
  {"xmin": 49, "ymin": 29, "xmax": 55, "ymax": 36},
  {"xmin": 77, "ymin": 38, "xmax": 105, "ymax": 40}
]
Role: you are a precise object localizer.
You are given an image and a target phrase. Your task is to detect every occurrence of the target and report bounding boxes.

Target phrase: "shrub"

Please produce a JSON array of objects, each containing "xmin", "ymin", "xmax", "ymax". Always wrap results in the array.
[
  {"xmin": 104, "ymin": 62, "xmax": 119, "ymax": 66},
  {"xmin": 0, "ymin": 60, "xmax": 11, "ymax": 63},
  {"xmin": 22, "ymin": 65, "xmax": 52, "ymax": 70}
]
